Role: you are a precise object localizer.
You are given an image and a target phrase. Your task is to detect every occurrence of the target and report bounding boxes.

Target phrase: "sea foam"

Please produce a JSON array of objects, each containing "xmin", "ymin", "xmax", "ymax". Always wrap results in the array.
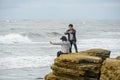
[
  {"xmin": 0, "ymin": 33, "xmax": 32, "ymax": 44},
  {"xmin": 0, "ymin": 56, "xmax": 54, "ymax": 69}
]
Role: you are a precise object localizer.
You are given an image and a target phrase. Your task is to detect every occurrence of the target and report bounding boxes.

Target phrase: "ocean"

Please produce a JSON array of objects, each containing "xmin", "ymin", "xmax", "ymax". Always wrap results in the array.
[{"xmin": 0, "ymin": 20, "xmax": 120, "ymax": 80}]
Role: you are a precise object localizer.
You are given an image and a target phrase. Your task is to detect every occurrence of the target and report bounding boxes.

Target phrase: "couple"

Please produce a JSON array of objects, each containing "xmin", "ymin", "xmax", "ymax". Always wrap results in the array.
[{"xmin": 50, "ymin": 24, "xmax": 78, "ymax": 57}]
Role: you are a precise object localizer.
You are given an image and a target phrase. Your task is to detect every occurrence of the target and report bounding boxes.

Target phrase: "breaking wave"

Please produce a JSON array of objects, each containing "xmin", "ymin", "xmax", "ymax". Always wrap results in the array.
[{"xmin": 0, "ymin": 33, "xmax": 32, "ymax": 44}]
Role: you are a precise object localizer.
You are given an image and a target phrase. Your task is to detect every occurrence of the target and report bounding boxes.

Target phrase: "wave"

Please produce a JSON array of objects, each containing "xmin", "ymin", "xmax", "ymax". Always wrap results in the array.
[
  {"xmin": 77, "ymin": 38, "xmax": 120, "ymax": 50},
  {"xmin": 104, "ymin": 32, "xmax": 120, "ymax": 35},
  {"xmin": 0, "ymin": 56, "xmax": 55, "ymax": 69},
  {"xmin": 28, "ymin": 33, "xmax": 42, "ymax": 37},
  {"xmin": 47, "ymin": 32, "xmax": 62, "ymax": 36},
  {"xmin": 0, "ymin": 33, "xmax": 32, "ymax": 44}
]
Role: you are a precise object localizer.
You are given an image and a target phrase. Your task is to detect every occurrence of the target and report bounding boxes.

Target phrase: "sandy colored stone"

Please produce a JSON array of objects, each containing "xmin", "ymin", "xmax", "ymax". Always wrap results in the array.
[
  {"xmin": 55, "ymin": 54, "xmax": 102, "ymax": 64},
  {"xmin": 51, "ymin": 64, "xmax": 85, "ymax": 77},
  {"xmin": 100, "ymin": 58, "xmax": 120, "ymax": 80},
  {"xmin": 116, "ymin": 56, "xmax": 120, "ymax": 60},
  {"xmin": 45, "ymin": 72, "xmax": 98, "ymax": 80},
  {"xmin": 78, "ymin": 48, "xmax": 110, "ymax": 60},
  {"xmin": 54, "ymin": 61, "xmax": 101, "ymax": 72},
  {"xmin": 45, "ymin": 48, "xmax": 111, "ymax": 80}
]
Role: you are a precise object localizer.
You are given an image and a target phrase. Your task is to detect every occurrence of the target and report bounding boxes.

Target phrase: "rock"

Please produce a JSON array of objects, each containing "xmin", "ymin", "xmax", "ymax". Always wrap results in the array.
[
  {"xmin": 55, "ymin": 54, "xmax": 102, "ymax": 64},
  {"xmin": 45, "ymin": 48, "xmax": 111, "ymax": 80},
  {"xmin": 45, "ymin": 72, "xmax": 98, "ymax": 80},
  {"xmin": 100, "ymin": 58, "xmax": 120, "ymax": 80},
  {"xmin": 116, "ymin": 56, "xmax": 120, "ymax": 60},
  {"xmin": 78, "ymin": 48, "xmax": 111, "ymax": 60}
]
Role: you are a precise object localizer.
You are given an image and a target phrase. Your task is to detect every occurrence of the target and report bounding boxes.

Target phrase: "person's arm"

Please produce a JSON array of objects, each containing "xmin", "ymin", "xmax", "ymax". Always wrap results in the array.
[
  {"xmin": 50, "ymin": 41, "xmax": 63, "ymax": 45},
  {"xmin": 64, "ymin": 30, "xmax": 69, "ymax": 35},
  {"xmin": 50, "ymin": 41, "xmax": 68, "ymax": 45}
]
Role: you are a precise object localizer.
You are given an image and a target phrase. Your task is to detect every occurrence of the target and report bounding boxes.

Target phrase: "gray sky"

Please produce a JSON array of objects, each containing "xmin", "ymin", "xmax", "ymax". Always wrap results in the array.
[{"xmin": 0, "ymin": 0, "xmax": 120, "ymax": 19}]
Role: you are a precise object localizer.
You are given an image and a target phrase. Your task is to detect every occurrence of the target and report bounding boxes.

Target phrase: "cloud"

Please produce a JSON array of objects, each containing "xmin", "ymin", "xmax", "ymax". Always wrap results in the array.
[{"xmin": 0, "ymin": 0, "xmax": 120, "ymax": 19}]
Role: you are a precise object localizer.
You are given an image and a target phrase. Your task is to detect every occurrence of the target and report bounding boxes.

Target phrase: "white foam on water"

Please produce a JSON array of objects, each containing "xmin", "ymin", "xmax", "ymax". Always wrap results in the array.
[
  {"xmin": 0, "ymin": 33, "xmax": 32, "ymax": 44},
  {"xmin": 77, "ymin": 38, "xmax": 120, "ymax": 58},
  {"xmin": 77, "ymin": 38, "xmax": 120, "ymax": 49},
  {"xmin": 104, "ymin": 32, "xmax": 120, "ymax": 35},
  {"xmin": 0, "ymin": 56, "xmax": 55, "ymax": 69}
]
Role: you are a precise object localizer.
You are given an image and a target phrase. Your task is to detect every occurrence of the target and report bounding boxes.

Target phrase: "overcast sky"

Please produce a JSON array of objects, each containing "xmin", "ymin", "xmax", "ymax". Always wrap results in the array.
[{"xmin": 0, "ymin": 0, "xmax": 120, "ymax": 19}]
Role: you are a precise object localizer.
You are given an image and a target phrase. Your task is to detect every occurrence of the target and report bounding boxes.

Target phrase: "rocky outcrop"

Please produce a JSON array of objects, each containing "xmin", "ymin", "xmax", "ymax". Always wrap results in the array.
[
  {"xmin": 78, "ymin": 49, "xmax": 110, "ymax": 60},
  {"xmin": 100, "ymin": 58, "xmax": 120, "ymax": 80},
  {"xmin": 45, "ymin": 48, "xmax": 111, "ymax": 80},
  {"xmin": 116, "ymin": 56, "xmax": 120, "ymax": 60}
]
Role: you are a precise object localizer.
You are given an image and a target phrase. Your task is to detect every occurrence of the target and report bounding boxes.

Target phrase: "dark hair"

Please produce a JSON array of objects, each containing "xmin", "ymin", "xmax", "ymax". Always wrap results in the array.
[
  {"xmin": 60, "ymin": 36, "xmax": 67, "ymax": 41},
  {"xmin": 69, "ymin": 24, "xmax": 73, "ymax": 27}
]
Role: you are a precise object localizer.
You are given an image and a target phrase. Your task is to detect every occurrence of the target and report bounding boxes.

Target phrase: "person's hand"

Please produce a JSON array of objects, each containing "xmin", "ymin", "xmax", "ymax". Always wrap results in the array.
[{"xmin": 49, "ymin": 41, "xmax": 53, "ymax": 44}]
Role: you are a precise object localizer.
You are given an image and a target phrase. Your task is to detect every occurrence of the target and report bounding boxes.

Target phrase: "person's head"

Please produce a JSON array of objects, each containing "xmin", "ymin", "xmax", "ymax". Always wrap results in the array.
[
  {"xmin": 60, "ymin": 36, "xmax": 67, "ymax": 41},
  {"xmin": 69, "ymin": 24, "xmax": 73, "ymax": 30}
]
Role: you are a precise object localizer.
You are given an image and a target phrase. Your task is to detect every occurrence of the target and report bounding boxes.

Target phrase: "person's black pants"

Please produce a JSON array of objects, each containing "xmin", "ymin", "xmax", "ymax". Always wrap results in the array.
[
  {"xmin": 69, "ymin": 40, "xmax": 78, "ymax": 53},
  {"xmin": 57, "ymin": 51, "xmax": 67, "ymax": 57}
]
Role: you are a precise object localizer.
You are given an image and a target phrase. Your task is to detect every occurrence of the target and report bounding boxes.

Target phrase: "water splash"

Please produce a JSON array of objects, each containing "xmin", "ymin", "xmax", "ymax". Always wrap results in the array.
[{"xmin": 0, "ymin": 33, "xmax": 32, "ymax": 44}]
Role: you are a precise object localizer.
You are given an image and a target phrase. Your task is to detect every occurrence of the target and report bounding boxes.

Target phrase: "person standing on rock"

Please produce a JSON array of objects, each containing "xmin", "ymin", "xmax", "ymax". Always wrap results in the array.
[
  {"xmin": 64, "ymin": 24, "xmax": 78, "ymax": 53},
  {"xmin": 50, "ymin": 36, "xmax": 71, "ymax": 57}
]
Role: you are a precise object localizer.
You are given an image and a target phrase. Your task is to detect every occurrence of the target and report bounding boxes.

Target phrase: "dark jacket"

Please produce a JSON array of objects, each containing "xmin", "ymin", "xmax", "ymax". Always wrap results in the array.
[{"xmin": 65, "ymin": 29, "xmax": 76, "ymax": 42}]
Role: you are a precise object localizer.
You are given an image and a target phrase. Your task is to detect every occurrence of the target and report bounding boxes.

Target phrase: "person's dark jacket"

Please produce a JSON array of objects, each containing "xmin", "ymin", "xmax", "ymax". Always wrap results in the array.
[{"xmin": 65, "ymin": 29, "xmax": 76, "ymax": 42}]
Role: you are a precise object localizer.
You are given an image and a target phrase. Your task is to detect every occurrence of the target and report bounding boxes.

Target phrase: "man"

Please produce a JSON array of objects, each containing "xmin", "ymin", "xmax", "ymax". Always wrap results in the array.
[
  {"xmin": 50, "ymin": 36, "xmax": 71, "ymax": 57},
  {"xmin": 64, "ymin": 24, "xmax": 78, "ymax": 53}
]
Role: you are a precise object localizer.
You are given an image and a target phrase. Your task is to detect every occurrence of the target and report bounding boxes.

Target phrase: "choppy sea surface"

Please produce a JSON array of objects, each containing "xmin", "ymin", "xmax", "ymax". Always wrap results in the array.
[{"xmin": 0, "ymin": 20, "xmax": 120, "ymax": 80}]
